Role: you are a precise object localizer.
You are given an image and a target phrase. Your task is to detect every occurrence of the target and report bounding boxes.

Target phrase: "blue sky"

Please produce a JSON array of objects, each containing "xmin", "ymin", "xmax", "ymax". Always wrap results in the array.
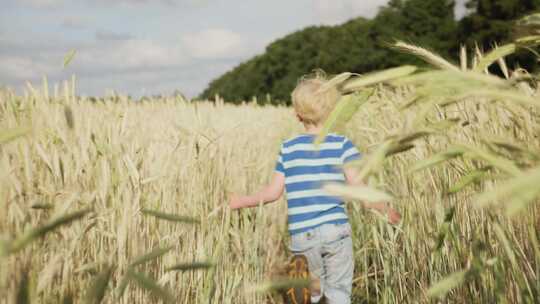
[{"xmin": 0, "ymin": 0, "xmax": 467, "ymax": 98}]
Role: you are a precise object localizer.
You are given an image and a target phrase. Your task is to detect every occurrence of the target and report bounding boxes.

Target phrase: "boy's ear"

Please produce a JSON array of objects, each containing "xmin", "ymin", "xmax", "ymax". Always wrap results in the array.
[{"xmin": 296, "ymin": 114, "xmax": 304, "ymax": 122}]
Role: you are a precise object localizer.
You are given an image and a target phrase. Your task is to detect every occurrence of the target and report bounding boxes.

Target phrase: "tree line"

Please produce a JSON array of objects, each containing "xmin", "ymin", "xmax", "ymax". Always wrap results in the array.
[{"xmin": 199, "ymin": 0, "xmax": 540, "ymax": 104}]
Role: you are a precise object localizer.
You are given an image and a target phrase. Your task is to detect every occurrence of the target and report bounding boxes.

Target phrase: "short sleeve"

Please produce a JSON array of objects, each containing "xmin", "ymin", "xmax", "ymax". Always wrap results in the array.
[
  {"xmin": 341, "ymin": 138, "xmax": 361, "ymax": 164},
  {"xmin": 275, "ymin": 145, "xmax": 285, "ymax": 174}
]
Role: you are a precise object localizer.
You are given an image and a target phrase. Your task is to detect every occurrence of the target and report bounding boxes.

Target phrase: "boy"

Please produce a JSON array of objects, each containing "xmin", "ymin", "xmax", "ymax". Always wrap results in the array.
[{"xmin": 229, "ymin": 74, "xmax": 401, "ymax": 304}]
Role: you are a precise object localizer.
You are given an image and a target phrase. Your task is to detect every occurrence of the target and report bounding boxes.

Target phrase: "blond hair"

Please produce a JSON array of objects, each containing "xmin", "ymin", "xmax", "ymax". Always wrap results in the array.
[{"xmin": 291, "ymin": 72, "xmax": 340, "ymax": 125}]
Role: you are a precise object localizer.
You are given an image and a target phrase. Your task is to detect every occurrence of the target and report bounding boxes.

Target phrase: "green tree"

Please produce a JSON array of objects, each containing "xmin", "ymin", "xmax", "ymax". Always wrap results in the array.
[
  {"xmin": 458, "ymin": 0, "xmax": 540, "ymax": 71},
  {"xmin": 368, "ymin": 0, "xmax": 457, "ymax": 68},
  {"xmin": 200, "ymin": 0, "xmax": 458, "ymax": 104}
]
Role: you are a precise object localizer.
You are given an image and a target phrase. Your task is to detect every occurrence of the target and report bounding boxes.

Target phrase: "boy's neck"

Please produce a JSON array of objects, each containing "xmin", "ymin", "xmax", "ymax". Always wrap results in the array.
[{"xmin": 303, "ymin": 123, "xmax": 323, "ymax": 135}]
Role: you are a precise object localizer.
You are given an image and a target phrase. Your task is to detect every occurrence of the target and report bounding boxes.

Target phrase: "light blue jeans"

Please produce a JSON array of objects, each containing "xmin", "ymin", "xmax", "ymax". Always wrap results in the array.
[{"xmin": 289, "ymin": 222, "xmax": 354, "ymax": 304}]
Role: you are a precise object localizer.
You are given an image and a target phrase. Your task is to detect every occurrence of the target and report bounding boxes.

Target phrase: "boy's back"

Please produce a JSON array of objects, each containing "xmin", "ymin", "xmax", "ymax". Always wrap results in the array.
[{"xmin": 276, "ymin": 133, "xmax": 360, "ymax": 235}]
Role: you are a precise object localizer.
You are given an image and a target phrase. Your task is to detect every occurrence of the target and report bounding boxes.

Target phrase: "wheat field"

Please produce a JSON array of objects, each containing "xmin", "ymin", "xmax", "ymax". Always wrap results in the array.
[
  {"xmin": 2, "ymin": 30, "xmax": 540, "ymax": 303},
  {"xmin": 1, "ymin": 68, "xmax": 539, "ymax": 303}
]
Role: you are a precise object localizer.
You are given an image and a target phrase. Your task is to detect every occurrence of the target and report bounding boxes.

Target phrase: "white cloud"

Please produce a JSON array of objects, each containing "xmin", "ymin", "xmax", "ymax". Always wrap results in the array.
[
  {"xmin": 62, "ymin": 16, "xmax": 87, "ymax": 30},
  {"xmin": 75, "ymin": 63, "xmax": 225, "ymax": 97},
  {"xmin": 314, "ymin": 0, "xmax": 469, "ymax": 25},
  {"xmin": 181, "ymin": 28, "xmax": 245, "ymax": 59},
  {"xmin": 90, "ymin": 0, "xmax": 208, "ymax": 7},
  {"xmin": 75, "ymin": 39, "xmax": 188, "ymax": 71},
  {"xmin": 18, "ymin": 0, "xmax": 64, "ymax": 9},
  {"xmin": 95, "ymin": 29, "xmax": 134, "ymax": 41},
  {"xmin": 0, "ymin": 33, "xmax": 214, "ymax": 97},
  {"xmin": 314, "ymin": 0, "xmax": 388, "ymax": 25},
  {"xmin": 0, "ymin": 35, "xmax": 221, "ymax": 97},
  {"xmin": 0, "ymin": 56, "xmax": 56, "ymax": 80},
  {"xmin": 94, "ymin": 0, "xmax": 171, "ymax": 4},
  {"xmin": 455, "ymin": 0, "xmax": 469, "ymax": 19}
]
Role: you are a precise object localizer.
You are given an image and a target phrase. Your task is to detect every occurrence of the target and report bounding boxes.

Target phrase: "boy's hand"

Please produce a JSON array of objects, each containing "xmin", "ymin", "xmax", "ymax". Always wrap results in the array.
[
  {"xmin": 227, "ymin": 173, "xmax": 284, "ymax": 210},
  {"xmin": 228, "ymin": 193, "xmax": 243, "ymax": 210},
  {"xmin": 386, "ymin": 208, "xmax": 401, "ymax": 225}
]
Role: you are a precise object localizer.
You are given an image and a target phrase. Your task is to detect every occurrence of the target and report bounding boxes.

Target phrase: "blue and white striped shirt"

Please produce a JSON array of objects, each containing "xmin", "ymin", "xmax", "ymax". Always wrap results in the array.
[{"xmin": 275, "ymin": 133, "xmax": 361, "ymax": 235}]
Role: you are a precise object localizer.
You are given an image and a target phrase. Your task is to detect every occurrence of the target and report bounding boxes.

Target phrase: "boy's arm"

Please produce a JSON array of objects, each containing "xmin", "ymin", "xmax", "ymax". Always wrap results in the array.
[
  {"xmin": 343, "ymin": 166, "xmax": 401, "ymax": 224},
  {"xmin": 229, "ymin": 172, "xmax": 285, "ymax": 209}
]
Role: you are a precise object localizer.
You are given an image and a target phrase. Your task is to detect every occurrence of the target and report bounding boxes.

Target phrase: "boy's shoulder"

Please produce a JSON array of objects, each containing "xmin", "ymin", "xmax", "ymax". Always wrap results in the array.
[{"xmin": 281, "ymin": 133, "xmax": 348, "ymax": 148}]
